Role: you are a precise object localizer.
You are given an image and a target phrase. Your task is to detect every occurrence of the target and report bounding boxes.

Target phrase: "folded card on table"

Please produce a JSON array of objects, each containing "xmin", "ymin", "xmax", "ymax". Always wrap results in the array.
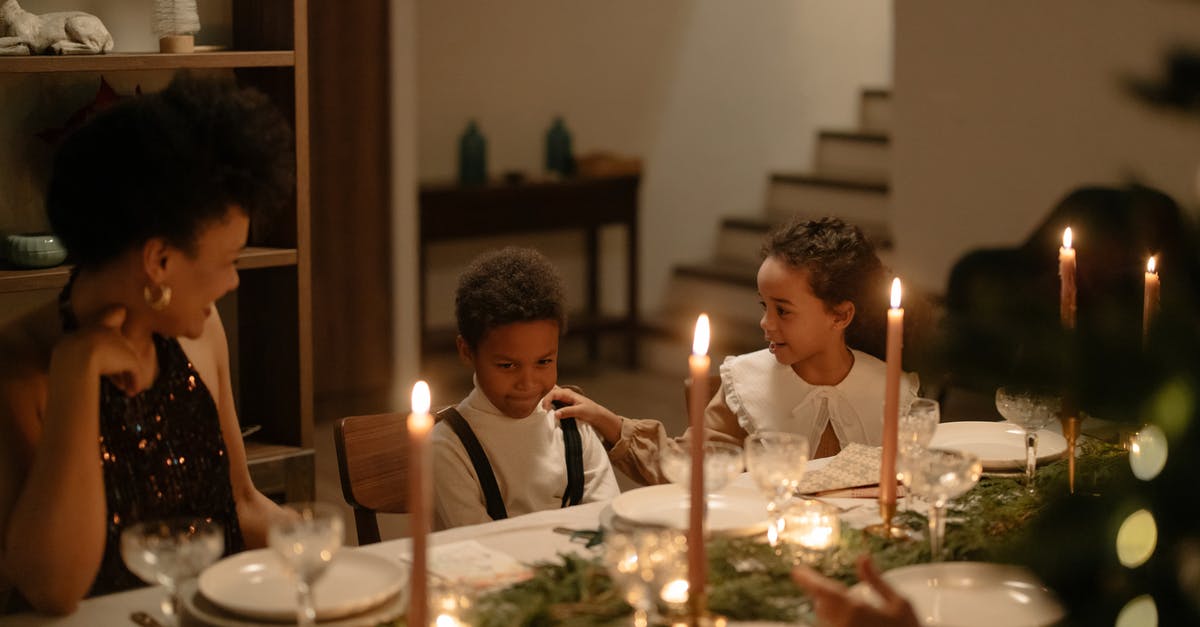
[
  {"xmin": 797, "ymin": 443, "xmax": 882, "ymax": 494},
  {"xmin": 425, "ymin": 540, "xmax": 534, "ymax": 589}
]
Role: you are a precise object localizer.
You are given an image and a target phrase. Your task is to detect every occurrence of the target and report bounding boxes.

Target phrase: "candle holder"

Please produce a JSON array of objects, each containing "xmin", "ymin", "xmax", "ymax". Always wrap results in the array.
[
  {"xmin": 866, "ymin": 500, "xmax": 907, "ymax": 539},
  {"xmin": 1061, "ymin": 414, "xmax": 1080, "ymax": 494},
  {"xmin": 430, "ymin": 581, "xmax": 472, "ymax": 627},
  {"xmin": 780, "ymin": 499, "xmax": 841, "ymax": 566}
]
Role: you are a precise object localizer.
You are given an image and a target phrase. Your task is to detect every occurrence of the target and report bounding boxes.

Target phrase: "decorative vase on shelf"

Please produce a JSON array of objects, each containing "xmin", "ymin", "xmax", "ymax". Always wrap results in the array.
[
  {"xmin": 154, "ymin": 0, "xmax": 200, "ymax": 53},
  {"xmin": 544, "ymin": 116, "xmax": 575, "ymax": 178},
  {"xmin": 458, "ymin": 120, "xmax": 487, "ymax": 186}
]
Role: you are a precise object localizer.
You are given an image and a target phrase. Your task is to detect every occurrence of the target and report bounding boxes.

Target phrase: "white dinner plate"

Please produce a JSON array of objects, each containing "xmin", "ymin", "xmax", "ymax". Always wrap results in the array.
[
  {"xmin": 928, "ymin": 421, "xmax": 1067, "ymax": 471},
  {"xmin": 850, "ymin": 562, "xmax": 1065, "ymax": 627},
  {"xmin": 609, "ymin": 484, "xmax": 769, "ymax": 535},
  {"xmin": 182, "ymin": 578, "xmax": 406, "ymax": 627},
  {"xmin": 197, "ymin": 549, "xmax": 407, "ymax": 621}
]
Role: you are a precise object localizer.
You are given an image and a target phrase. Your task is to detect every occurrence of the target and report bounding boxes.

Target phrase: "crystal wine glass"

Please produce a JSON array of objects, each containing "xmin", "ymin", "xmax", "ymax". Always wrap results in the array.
[
  {"xmin": 268, "ymin": 502, "xmax": 345, "ymax": 627},
  {"xmin": 744, "ymin": 431, "xmax": 809, "ymax": 546},
  {"xmin": 902, "ymin": 448, "xmax": 982, "ymax": 561},
  {"xmin": 995, "ymin": 387, "xmax": 1061, "ymax": 493},
  {"xmin": 659, "ymin": 440, "xmax": 744, "ymax": 494},
  {"xmin": 119, "ymin": 517, "xmax": 225, "ymax": 625},
  {"xmin": 897, "ymin": 398, "xmax": 940, "ymax": 508}
]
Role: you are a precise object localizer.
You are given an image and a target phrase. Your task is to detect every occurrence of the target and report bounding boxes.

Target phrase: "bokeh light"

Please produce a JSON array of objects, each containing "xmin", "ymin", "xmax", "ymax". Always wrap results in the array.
[
  {"xmin": 1129, "ymin": 425, "xmax": 1168, "ymax": 481},
  {"xmin": 1114, "ymin": 595, "xmax": 1157, "ymax": 627},
  {"xmin": 1116, "ymin": 509, "xmax": 1158, "ymax": 568}
]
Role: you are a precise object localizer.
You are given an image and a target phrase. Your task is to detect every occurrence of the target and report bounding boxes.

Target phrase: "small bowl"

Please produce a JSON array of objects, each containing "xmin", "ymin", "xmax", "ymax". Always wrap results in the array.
[{"xmin": 5, "ymin": 233, "xmax": 67, "ymax": 268}]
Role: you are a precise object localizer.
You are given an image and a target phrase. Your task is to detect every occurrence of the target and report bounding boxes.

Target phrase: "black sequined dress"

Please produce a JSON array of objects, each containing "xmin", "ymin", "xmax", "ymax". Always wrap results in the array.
[{"xmin": 58, "ymin": 274, "xmax": 245, "ymax": 596}]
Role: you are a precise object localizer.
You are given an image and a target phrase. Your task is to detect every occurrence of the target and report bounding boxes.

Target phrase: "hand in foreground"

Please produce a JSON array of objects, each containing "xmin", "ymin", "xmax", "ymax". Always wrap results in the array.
[
  {"xmin": 53, "ymin": 305, "xmax": 150, "ymax": 396},
  {"xmin": 542, "ymin": 386, "xmax": 622, "ymax": 446},
  {"xmin": 791, "ymin": 556, "xmax": 919, "ymax": 627}
]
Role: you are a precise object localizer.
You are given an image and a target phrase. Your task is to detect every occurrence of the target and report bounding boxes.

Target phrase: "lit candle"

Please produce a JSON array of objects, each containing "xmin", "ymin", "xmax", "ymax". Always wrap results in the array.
[
  {"xmin": 408, "ymin": 381, "xmax": 433, "ymax": 627},
  {"xmin": 661, "ymin": 578, "xmax": 690, "ymax": 606},
  {"xmin": 1059, "ymin": 228, "xmax": 1076, "ymax": 329},
  {"xmin": 783, "ymin": 500, "xmax": 841, "ymax": 565},
  {"xmin": 879, "ymin": 279, "xmax": 903, "ymax": 514},
  {"xmin": 1144, "ymin": 255, "xmax": 1160, "ymax": 343},
  {"xmin": 687, "ymin": 314, "xmax": 710, "ymax": 618}
]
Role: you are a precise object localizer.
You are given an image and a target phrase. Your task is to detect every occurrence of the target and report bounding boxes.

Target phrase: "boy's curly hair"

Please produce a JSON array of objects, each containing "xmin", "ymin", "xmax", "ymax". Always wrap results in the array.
[
  {"xmin": 47, "ymin": 73, "xmax": 295, "ymax": 269},
  {"xmin": 762, "ymin": 217, "xmax": 888, "ymax": 357},
  {"xmin": 455, "ymin": 247, "xmax": 567, "ymax": 351}
]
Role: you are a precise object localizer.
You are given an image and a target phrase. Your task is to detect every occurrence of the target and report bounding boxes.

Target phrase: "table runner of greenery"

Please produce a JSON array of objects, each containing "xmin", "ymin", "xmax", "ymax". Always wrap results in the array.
[{"xmin": 388, "ymin": 441, "xmax": 1124, "ymax": 626}]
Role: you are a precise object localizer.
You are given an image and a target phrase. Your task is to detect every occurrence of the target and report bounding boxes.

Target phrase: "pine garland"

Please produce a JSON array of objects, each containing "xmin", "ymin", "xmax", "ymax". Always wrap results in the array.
[{"xmin": 388, "ymin": 442, "xmax": 1125, "ymax": 626}]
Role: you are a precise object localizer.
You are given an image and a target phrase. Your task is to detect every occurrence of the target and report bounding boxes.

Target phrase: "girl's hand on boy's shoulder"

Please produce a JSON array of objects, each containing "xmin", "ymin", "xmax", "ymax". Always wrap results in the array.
[{"xmin": 543, "ymin": 387, "xmax": 622, "ymax": 446}]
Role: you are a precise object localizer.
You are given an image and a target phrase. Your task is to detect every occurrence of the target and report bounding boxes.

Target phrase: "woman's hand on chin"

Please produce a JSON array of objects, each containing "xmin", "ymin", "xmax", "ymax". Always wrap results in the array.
[{"xmin": 53, "ymin": 306, "xmax": 150, "ymax": 396}]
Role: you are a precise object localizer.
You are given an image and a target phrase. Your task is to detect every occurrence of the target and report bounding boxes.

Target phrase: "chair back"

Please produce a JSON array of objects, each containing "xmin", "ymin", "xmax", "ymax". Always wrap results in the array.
[{"xmin": 333, "ymin": 412, "xmax": 410, "ymax": 545}]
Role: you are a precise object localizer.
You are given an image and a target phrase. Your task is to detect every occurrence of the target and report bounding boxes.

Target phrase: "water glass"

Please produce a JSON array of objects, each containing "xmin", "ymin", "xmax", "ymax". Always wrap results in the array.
[
  {"xmin": 744, "ymin": 431, "xmax": 809, "ymax": 546},
  {"xmin": 903, "ymin": 448, "xmax": 982, "ymax": 561},
  {"xmin": 120, "ymin": 517, "xmax": 225, "ymax": 624},
  {"xmin": 995, "ymin": 387, "xmax": 1061, "ymax": 492},
  {"xmin": 899, "ymin": 398, "xmax": 940, "ymax": 449},
  {"xmin": 267, "ymin": 502, "xmax": 345, "ymax": 626},
  {"xmin": 659, "ymin": 440, "xmax": 744, "ymax": 494}
]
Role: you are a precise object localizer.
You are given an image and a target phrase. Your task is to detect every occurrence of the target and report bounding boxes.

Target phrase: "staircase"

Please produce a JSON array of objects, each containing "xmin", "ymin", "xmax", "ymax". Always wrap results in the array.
[{"xmin": 640, "ymin": 87, "xmax": 894, "ymax": 375}]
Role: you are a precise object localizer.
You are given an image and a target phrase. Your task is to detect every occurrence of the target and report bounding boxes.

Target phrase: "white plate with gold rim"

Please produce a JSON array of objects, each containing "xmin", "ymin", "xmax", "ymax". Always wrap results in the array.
[
  {"xmin": 197, "ymin": 549, "xmax": 407, "ymax": 622},
  {"xmin": 850, "ymin": 561, "xmax": 1065, "ymax": 627},
  {"xmin": 929, "ymin": 422, "xmax": 1067, "ymax": 471},
  {"xmin": 609, "ymin": 484, "xmax": 769, "ymax": 535}
]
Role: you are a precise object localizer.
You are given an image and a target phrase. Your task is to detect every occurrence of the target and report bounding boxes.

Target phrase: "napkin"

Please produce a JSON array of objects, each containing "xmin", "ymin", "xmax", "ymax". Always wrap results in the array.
[
  {"xmin": 797, "ymin": 443, "xmax": 883, "ymax": 494},
  {"xmin": 426, "ymin": 540, "xmax": 534, "ymax": 590}
]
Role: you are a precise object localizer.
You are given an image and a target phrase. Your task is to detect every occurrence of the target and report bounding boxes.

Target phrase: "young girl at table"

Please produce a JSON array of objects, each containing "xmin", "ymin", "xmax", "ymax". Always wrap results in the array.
[
  {"xmin": 547, "ymin": 217, "xmax": 919, "ymax": 485},
  {"xmin": 432, "ymin": 247, "xmax": 620, "ymax": 530},
  {"xmin": 0, "ymin": 77, "xmax": 291, "ymax": 614}
]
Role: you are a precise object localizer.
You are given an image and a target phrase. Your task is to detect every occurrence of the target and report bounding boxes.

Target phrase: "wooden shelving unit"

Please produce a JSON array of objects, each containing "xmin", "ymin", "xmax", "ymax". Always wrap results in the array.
[{"xmin": 0, "ymin": 1, "xmax": 313, "ymax": 502}]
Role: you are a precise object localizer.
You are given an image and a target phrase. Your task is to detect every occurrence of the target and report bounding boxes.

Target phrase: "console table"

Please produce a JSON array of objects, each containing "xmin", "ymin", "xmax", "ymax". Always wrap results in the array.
[{"xmin": 419, "ymin": 174, "xmax": 640, "ymax": 367}]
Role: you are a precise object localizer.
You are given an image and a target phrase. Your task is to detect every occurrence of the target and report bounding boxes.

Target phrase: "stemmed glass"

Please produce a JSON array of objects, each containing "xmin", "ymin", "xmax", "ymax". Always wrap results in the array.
[
  {"xmin": 995, "ymin": 387, "xmax": 1061, "ymax": 493},
  {"xmin": 120, "ymin": 517, "xmax": 225, "ymax": 625},
  {"xmin": 902, "ymin": 448, "xmax": 982, "ymax": 561},
  {"xmin": 744, "ymin": 431, "xmax": 809, "ymax": 546},
  {"xmin": 602, "ymin": 530, "xmax": 685, "ymax": 627},
  {"xmin": 897, "ymin": 398, "xmax": 940, "ymax": 508},
  {"xmin": 267, "ymin": 502, "xmax": 345, "ymax": 627}
]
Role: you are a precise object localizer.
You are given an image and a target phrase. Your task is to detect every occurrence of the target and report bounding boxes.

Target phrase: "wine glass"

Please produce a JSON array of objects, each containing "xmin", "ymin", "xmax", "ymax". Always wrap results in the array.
[
  {"xmin": 659, "ymin": 440, "xmax": 744, "ymax": 494},
  {"xmin": 744, "ymin": 431, "xmax": 809, "ymax": 547},
  {"xmin": 897, "ymin": 398, "xmax": 940, "ymax": 508},
  {"xmin": 902, "ymin": 448, "xmax": 982, "ymax": 561},
  {"xmin": 268, "ymin": 502, "xmax": 345, "ymax": 626},
  {"xmin": 995, "ymin": 387, "xmax": 1061, "ymax": 492},
  {"xmin": 603, "ymin": 530, "xmax": 683, "ymax": 627},
  {"xmin": 120, "ymin": 517, "xmax": 225, "ymax": 625}
]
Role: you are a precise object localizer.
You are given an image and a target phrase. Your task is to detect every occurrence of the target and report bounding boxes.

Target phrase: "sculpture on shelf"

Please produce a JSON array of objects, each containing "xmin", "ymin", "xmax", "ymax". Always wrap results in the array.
[
  {"xmin": 0, "ymin": 0, "xmax": 114, "ymax": 56},
  {"xmin": 154, "ymin": 0, "xmax": 200, "ymax": 53}
]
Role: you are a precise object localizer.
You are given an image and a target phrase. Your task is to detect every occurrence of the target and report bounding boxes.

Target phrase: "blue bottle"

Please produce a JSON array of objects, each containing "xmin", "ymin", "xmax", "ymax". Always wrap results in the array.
[
  {"xmin": 544, "ymin": 116, "xmax": 575, "ymax": 177},
  {"xmin": 458, "ymin": 120, "xmax": 487, "ymax": 185}
]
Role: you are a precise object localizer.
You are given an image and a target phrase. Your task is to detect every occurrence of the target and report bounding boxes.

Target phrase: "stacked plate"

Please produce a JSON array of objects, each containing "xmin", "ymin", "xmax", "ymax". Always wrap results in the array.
[
  {"xmin": 184, "ymin": 550, "xmax": 408, "ymax": 626},
  {"xmin": 606, "ymin": 484, "xmax": 770, "ymax": 536}
]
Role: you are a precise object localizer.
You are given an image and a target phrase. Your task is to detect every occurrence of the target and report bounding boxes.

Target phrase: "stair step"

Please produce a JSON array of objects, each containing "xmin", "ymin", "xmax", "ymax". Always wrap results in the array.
[
  {"xmin": 714, "ymin": 217, "xmax": 770, "ymax": 264},
  {"xmin": 859, "ymin": 88, "xmax": 892, "ymax": 134},
  {"xmin": 666, "ymin": 261, "xmax": 761, "ymax": 328},
  {"xmin": 639, "ymin": 309, "xmax": 765, "ymax": 373},
  {"xmin": 815, "ymin": 129, "xmax": 890, "ymax": 180},
  {"xmin": 765, "ymin": 173, "xmax": 892, "ymax": 247}
]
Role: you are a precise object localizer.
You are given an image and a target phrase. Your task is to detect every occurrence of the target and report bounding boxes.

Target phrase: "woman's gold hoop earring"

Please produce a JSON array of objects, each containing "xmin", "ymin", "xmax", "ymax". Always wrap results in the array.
[{"xmin": 143, "ymin": 283, "xmax": 172, "ymax": 310}]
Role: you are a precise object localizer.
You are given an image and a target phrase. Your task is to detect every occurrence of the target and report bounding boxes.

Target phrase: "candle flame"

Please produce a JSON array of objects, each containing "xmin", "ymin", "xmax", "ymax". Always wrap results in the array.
[
  {"xmin": 412, "ymin": 381, "xmax": 431, "ymax": 414},
  {"xmin": 1147, "ymin": 256, "xmax": 1157, "ymax": 274},
  {"xmin": 692, "ymin": 314, "xmax": 710, "ymax": 356},
  {"xmin": 1063, "ymin": 227, "xmax": 1073, "ymax": 250},
  {"xmin": 890, "ymin": 277, "xmax": 902, "ymax": 309}
]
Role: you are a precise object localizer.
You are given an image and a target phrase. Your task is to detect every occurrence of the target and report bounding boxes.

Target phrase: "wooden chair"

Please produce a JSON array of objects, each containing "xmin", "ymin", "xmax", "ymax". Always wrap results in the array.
[{"xmin": 333, "ymin": 412, "xmax": 410, "ymax": 545}]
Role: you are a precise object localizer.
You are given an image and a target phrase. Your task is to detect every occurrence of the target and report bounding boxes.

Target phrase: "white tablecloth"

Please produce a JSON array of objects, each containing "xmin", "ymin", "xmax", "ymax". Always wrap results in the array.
[{"xmin": 3, "ymin": 461, "xmax": 853, "ymax": 627}]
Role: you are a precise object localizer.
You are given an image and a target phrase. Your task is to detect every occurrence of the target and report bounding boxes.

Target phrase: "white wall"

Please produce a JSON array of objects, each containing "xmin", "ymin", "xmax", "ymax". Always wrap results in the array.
[
  {"xmin": 892, "ymin": 1, "xmax": 1200, "ymax": 293},
  {"xmin": 415, "ymin": 0, "xmax": 893, "ymax": 319},
  {"xmin": 391, "ymin": 0, "xmax": 421, "ymax": 407}
]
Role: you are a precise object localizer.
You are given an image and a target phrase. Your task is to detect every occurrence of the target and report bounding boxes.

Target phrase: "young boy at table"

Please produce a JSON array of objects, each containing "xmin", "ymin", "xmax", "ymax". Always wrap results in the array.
[
  {"xmin": 547, "ymin": 217, "xmax": 919, "ymax": 485},
  {"xmin": 431, "ymin": 247, "xmax": 620, "ymax": 530}
]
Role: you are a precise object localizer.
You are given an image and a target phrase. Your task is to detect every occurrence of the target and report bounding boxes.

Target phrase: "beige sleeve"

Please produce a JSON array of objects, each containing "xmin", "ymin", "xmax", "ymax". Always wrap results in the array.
[{"xmin": 605, "ymin": 384, "xmax": 748, "ymax": 486}]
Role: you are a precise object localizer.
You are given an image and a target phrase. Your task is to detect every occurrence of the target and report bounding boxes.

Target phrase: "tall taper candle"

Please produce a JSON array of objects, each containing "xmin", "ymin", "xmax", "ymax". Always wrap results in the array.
[
  {"xmin": 1144, "ymin": 256, "xmax": 1160, "ymax": 344},
  {"xmin": 1059, "ymin": 228, "xmax": 1077, "ymax": 329},
  {"xmin": 880, "ymin": 278, "xmax": 903, "ymax": 511},
  {"xmin": 408, "ymin": 381, "xmax": 433, "ymax": 627},
  {"xmin": 687, "ymin": 314, "xmax": 711, "ymax": 619}
]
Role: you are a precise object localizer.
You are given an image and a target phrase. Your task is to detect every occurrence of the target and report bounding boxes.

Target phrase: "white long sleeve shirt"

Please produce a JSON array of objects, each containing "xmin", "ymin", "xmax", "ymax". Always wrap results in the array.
[{"xmin": 432, "ymin": 386, "xmax": 620, "ymax": 530}]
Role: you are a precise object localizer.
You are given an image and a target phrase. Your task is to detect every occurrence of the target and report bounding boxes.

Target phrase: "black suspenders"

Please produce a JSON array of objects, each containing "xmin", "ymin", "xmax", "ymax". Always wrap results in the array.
[{"xmin": 437, "ymin": 406, "xmax": 585, "ymax": 521}]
